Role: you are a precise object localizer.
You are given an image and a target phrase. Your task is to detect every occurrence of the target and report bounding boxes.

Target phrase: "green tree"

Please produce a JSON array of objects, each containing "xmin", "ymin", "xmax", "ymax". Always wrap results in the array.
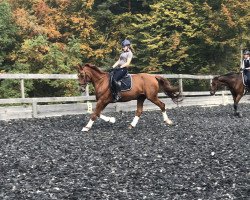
[
  {"xmin": 130, "ymin": 0, "xmax": 200, "ymax": 73},
  {"xmin": 193, "ymin": 0, "xmax": 250, "ymax": 74},
  {"xmin": 0, "ymin": 0, "xmax": 18, "ymax": 71}
]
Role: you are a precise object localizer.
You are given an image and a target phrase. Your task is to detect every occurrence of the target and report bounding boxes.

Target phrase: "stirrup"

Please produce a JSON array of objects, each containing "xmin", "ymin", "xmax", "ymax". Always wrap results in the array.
[
  {"xmin": 244, "ymin": 87, "xmax": 249, "ymax": 95},
  {"xmin": 113, "ymin": 93, "xmax": 121, "ymax": 102}
]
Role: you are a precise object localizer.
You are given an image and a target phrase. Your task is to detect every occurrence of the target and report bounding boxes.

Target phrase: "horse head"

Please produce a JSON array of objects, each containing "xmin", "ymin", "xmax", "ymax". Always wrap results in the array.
[
  {"xmin": 210, "ymin": 76, "xmax": 221, "ymax": 95},
  {"xmin": 76, "ymin": 63, "xmax": 93, "ymax": 92}
]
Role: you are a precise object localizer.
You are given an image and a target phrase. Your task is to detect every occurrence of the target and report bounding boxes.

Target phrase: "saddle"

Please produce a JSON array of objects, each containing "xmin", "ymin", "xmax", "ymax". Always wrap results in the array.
[{"xmin": 109, "ymin": 71, "xmax": 132, "ymax": 100}]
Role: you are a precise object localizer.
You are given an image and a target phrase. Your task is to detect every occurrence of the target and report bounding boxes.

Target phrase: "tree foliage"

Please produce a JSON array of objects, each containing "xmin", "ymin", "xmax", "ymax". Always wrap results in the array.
[{"xmin": 0, "ymin": 0, "xmax": 18, "ymax": 71}]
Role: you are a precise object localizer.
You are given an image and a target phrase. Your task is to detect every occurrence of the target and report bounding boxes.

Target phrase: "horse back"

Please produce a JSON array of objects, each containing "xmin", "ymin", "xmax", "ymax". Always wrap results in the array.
[{"xmin": 130, "ymin": 73, "xmax": 160, "ymax": 94}]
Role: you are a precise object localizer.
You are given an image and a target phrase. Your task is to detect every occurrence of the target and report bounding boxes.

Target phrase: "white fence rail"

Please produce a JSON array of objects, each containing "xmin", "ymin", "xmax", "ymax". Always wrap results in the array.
[{"xmin": 0, "ymin": 73, "xmax": 248, "ymax": 120}]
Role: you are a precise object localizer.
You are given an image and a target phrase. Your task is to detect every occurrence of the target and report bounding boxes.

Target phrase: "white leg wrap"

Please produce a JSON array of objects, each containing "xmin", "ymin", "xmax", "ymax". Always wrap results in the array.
[
  {"xmin": 131, "ymin": 116, "xmax": 140, "ymax": 127},
  {"xmin": 162, "ymin": 111, "xmax": 168, "ymax": 121},
  {"xmin": 82, "ymin": 119, "xmax": 94, "ymax": 132},
  {"xmin": 162, "ymin": 111, "xmax": 173, "ymax": 125},
  {"xmin": 100, "ymin": 114, "xmax": 116, "ymax": 123},
  {"xmin": 100, "ymin": 114, "xmax": 110, "ymax": 122},
  {"xmin": 109, "ymin": 117, "xmax": 116, "ymax": 123},
  {"xmin": 86, "ymin": 119, "xmax": 94, "ymax": 128}
]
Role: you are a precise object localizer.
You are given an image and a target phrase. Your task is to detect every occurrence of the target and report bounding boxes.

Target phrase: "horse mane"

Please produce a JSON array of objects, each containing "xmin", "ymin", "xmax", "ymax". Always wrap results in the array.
[
  {"xmin": 215, "ymin": 72, "xmax": 239, "ymax": 80},
  {"xmin": 84, "ymin": 63, "xmax": 107, "ymax": 74},
  {"xmin": 221, "ymin": 72, "xmax": 238, "ymax": 77}
]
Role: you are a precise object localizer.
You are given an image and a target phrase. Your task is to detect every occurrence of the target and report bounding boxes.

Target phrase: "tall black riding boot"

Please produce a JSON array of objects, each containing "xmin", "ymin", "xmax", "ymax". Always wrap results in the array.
[{"xmin": 113, "ymin": 80, "xmax": 121, "ymax": 102}]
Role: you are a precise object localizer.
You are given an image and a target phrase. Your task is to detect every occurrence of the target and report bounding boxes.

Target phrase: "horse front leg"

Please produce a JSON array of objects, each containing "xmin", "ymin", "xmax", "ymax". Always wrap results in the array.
[
  {"xmin": 82, "ymin": 101, "xmax": 110, "ymax": 132},
  {"xmin": 233, "ymin": 94, "xmax": 243, "ymax": 117}
]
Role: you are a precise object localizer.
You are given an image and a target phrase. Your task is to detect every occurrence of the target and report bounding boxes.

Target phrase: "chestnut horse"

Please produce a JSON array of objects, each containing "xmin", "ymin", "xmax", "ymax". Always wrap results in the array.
[
  {"xmin": 210, "ymin": 72, "xmax": 245, "ymax": 117},
  {"xmin": 77, "ymin": 63, "xmax": 181, "ymax": 131}
]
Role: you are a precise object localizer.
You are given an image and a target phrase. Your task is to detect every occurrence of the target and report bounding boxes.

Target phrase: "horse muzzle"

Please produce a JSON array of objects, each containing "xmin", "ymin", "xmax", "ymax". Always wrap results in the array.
[{"xmin": 79, "ymin": 85, "xmax": 86, "ymax": 92}]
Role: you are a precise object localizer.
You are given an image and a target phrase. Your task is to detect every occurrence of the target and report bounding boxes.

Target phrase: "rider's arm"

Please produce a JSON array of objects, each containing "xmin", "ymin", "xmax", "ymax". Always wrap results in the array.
[
  {"xmin": 241, "ymin": 60, "xmax": 244, "ymax": 70},
  {"xmin": 112, "ymin": 59, "xmax": 120, "ymax": 68}
]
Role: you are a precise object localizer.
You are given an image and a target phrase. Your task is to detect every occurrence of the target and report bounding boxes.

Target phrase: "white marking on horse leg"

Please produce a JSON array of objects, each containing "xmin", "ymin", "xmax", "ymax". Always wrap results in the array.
[
  {"xmin": 100, "ymin": 114, "xmax": 116, "ymax": 123},
  {"xmin": 162, "ymin": 111, "xmax": 173, "ymax": 125},
  {"xmin": 131, "ymin": 116, "xmax": 140, "ymax": 127},
  {"xmin": 109, "ymin": 117, "xmax": 116, "ymax": 123},
  {"xmin": 82, "ymin": 127, "xmax": 90, "ymax": 132},
  {"xmin": 82, "ymin": 119, "xmax": 94, "ymax": 132},
  {"xmin": 100, "ymin": 114, "xmax": 110, "ymax": 122}
]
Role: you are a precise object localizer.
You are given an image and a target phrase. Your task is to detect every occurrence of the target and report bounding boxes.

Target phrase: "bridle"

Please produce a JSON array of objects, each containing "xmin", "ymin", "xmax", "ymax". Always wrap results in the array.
[
  {"xmin": 78, "ymin": 69, "xmax": 91, "ymax": 91},
  {"xmin": 210, "ymin": 77, "xmax": 219, "ymax": 95},
  {"xmin": 77, "ymin": 64, "xmax": 108, "ymax": 93}
]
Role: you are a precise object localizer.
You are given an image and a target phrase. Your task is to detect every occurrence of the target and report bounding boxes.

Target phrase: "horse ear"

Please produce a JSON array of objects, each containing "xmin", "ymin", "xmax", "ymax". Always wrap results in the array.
[{"xmin": 76, "ymin": 63, "xmax": 83, "ymax": 71}]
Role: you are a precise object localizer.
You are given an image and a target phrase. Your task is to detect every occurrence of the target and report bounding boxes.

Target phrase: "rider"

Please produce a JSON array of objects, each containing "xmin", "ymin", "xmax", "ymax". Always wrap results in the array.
[
  {"xmin": 111, "ymin": 39, "xmax": 133, "ymax": 101},
  {"xmin": 241, "ymin": 50, "xmax": 250, "ymax": 87}
]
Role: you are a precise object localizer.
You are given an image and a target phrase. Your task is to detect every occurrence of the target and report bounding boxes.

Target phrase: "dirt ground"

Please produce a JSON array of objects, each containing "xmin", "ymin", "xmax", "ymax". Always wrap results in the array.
[{"xmin": 0, "ymin": 104, "xmax": 249, "ymax": 200}]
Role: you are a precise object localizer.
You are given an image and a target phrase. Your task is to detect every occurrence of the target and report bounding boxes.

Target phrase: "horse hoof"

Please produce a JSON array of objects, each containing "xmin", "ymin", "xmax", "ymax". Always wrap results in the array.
[
  {"xmin": 109, "ymin": 117, "xmax": 116, "ymax": 123},
  {"xmin": 128, "ymin": 125, "xmax": 134, "ymax": 129},
  {"xmin": 235, "ymin": 112, "xmax": 242, "ymax": 118},
  {"xmin": 165, "ymin": 120, "xmax": 173, "ymax": 126},
  {"xmin": 81, "ymin": 127, "xmax": 90, "ymax": 132}
]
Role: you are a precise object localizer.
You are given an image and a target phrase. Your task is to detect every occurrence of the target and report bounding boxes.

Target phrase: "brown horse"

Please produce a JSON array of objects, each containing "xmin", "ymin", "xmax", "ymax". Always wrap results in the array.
[
  {"xmin": 210, "ymin": 72, "xmax": 245, "ymax": 117},
  {"xmin": 77, "ymin": 63, "xmax": 181, "ymax": 131}
]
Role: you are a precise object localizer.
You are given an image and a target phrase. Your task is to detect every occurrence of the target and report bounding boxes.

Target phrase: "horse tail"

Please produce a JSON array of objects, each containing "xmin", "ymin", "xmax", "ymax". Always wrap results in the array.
[{"xmin": 155, "ymin": 76, "xmax": 182, "ymax": 103}]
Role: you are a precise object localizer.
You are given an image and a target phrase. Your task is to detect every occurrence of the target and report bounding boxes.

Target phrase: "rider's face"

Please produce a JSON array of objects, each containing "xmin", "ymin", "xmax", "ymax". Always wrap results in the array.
[
  {"xmin": 244, "ymin": 54, "xmax": 250, "ymax": 59},
  {"xmin": 122, "ymin": 46, "xmax": 129, "ymax": 51}
]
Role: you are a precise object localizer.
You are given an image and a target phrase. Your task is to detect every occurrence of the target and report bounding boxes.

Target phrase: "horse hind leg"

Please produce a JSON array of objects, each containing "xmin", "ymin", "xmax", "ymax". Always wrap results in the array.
[
  {"xmin": 100, "ymin": 114, "xmax": 116, "ymax": 123},
  {"xmin": 129, "ymin": 95, "xmax": 146, "ymax": 129},
  {"xmin": 150, "ymin": 97, "xmax": 173, "ymax": 125}
]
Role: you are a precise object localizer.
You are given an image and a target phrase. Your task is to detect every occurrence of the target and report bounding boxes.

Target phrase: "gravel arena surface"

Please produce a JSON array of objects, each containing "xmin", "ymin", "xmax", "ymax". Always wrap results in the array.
[{"xmin": 0, "ymin": 104, "xmax": 249, "ymax": 200}]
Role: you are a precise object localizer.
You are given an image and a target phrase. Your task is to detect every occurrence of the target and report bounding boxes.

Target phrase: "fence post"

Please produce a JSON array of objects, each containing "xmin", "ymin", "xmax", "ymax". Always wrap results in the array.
[
  {"xmin": 221, "ymin": 91, "xmax": 229, "ymax": 105},
  {"xmin": 20, "ymin": 79, "xmax": 25, "ymax": 98},
  {"xmin": 85, "ymin": 84, "xmax": 93, "ymax": 113},
  {"xmin": 86, "ymin": 85, "xmax": 90, "ymax": 96},
  {"xmin": 32, "ymin": 101, "xmax": 38, "ymax": 118},
  {"xmin": 87, "ymin": 101, "xmax": 93, "ymax": 113},
  {"xmin": 178, "ymin": 74, "xmax": 183, "ymax": 93}
]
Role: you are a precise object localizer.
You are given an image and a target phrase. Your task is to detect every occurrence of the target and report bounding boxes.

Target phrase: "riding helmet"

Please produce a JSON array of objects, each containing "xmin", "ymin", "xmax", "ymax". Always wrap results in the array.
[
  {"xmin": 243, "ymin": 50, "xmax": 250, "ymax": 55},
  {"xmin": 122, "ymin": 39, "xmax": 131, "ymax": 47}
]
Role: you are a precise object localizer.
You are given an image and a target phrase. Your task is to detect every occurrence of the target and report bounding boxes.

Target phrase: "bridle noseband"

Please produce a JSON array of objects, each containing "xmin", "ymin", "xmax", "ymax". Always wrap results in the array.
[{"xmin": 78, "ymin": 69, "xmax": 91, "ymax": 89}]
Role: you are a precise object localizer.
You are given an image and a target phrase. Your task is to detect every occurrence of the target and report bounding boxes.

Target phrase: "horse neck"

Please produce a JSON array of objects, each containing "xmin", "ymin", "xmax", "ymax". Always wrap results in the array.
[
  {"xmin": 86, "ymin": 67, "xmax": 108, "ymax": 88},
  {"xmin": 218, "ymin": 74, "xmax": 239, "ymax": 87},
  {"xmin": 218, "ymin": 76, "xmax": 230, "ymax": 86}
]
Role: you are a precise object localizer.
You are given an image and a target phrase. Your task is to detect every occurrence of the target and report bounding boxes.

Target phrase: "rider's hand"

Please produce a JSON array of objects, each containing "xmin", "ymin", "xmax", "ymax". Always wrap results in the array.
[{"xmin": 108, "ymin": 68, "xmax": 114, "ymax": 73}]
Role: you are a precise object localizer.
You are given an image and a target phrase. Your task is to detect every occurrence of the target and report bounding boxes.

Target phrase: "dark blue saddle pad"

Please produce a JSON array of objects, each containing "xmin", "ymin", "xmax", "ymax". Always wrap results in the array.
[{"xmin": 119, "ymin": 75, "xmax": 132, "ymax": 91}]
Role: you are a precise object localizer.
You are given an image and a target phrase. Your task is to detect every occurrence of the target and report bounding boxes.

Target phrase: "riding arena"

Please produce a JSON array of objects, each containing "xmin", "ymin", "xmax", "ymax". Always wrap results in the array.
[{"xmin": 0, "ymin": 72, "xmax": 249, "ymax": 199}]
